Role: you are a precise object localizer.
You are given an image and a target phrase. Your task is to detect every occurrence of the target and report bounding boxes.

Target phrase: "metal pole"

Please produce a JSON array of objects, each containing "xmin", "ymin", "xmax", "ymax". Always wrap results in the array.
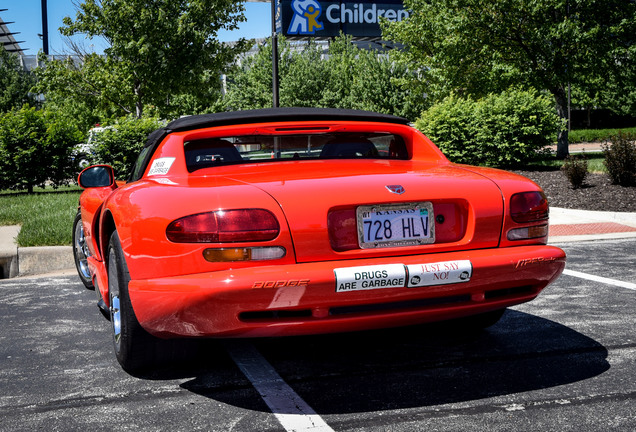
[
  {"xmin": 568, "ymin": 82, "xmax": 571, "ymax": 133},
  {"xmin": 41, "ymin": 0, "xmax": 49, "ymax": 55},
  {"xmin": 271, "ymin": 0, "xmax": 279, "ymax": 107},
  {"xmin": 566, "ymin": 0, "xmax": 571, "ymax": 133}
]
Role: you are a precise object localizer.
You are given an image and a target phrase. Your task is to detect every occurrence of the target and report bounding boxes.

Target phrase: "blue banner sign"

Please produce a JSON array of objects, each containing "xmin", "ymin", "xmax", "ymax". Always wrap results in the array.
[{"xmin": 276, "ymin": 0, "xmax": 409, "ymax": 39}]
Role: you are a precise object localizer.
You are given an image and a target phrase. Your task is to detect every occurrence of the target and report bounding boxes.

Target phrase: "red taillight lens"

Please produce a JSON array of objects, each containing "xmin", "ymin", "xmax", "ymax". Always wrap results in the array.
[
  {"xmin": 167, "ymin": 212, "xmax": 219, "ymax": 243},
  {"xmin": 166, "ymin": 209, "xmax": 279, "ymax": 243},
  {"xmin": 510, "ymin": 192, "xmax": 549, "ymax": 223},
  {"xmin": 328, "ymin": 208, "xmax": 358, "ymax": 251}
]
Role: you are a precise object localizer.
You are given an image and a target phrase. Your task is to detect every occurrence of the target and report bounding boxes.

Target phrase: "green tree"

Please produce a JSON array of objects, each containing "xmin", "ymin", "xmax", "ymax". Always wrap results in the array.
[
  {"xmin": 224, "ymin": 38, "xmax": 330, "ymax": 110},
  {"xmin": 0, "ymin": 46, "xmax": 37, "ymax": 112},
  {"xmin": 224, "ymin": 35, "xmax": 425, "ymax": 119},
  {"xmin": 34, "ymin": 53, "xmax": 121, "ymax": 133},
  {"xmin": 223, "ymin": 42, "xmax": 277, "ymax": 111},
  {"xmin": 383, "ymin": 0, "xmax": 636, "ymax": 158},
  {"xmin": 37, "ymin": 0, "xmax": 248, "ymax": 119},
  {"xmin": 598, "ymin": 42, "xmax": 636, "ymax": 119},
  {"xmin": 319, "ymin": 37, "xmax": 356, "ymax": 110},
  {"xmin": 0, "ymin": 106, "xmax": 82, "ymax": 193},
  {"xmin": 344, "ymin": 44, "xmax": 423, "ymax": 120},
  {"xmin": 280, "ymin": 40, "xmax": 331, "ymax": 108}
]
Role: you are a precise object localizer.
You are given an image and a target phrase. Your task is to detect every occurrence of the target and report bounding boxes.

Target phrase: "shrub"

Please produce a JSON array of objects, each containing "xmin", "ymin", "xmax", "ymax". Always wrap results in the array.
[
  {"xmin": 90, "ymin": 116, "xmax": 163, "ymax": 176},
  {"xmin": 415, "ymin": 95, "xmax": 477, "ymax": 164},
  {"xmin": 603, "ymin": 132, "xmax": 636, "ymax": 186},
  {"xmin": 0, "ymin": 106, "xmax": 81, "ymax": 193},
  {"xmin": 561, "ymin": 156, "xmax": 588, "ymax": 189},
  {"xmin": 570, "ymin": 127, "xmax": 636, "ymax": 144},
  {"xmin": 415, "ymin": 89, "xmax": 563, "ymax": 167}
]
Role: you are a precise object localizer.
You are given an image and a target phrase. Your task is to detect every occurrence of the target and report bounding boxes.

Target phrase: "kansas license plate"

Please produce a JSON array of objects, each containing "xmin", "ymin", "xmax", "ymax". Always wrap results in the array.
[{"xmin": 357, "ymin": 202, "xmax": 435, "ymax": 248}]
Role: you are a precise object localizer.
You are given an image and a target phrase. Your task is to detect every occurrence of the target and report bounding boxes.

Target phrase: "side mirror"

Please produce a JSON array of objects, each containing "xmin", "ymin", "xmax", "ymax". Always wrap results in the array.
[{"xmin": 78, "ymin": 165, "xmax": 115, "ymax": 189}]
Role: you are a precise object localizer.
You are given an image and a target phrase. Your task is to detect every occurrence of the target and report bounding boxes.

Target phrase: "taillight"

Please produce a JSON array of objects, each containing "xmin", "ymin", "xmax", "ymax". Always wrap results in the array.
[
  {"xmin": 510, "ymin": 192, "xmax": 549, "ymax": 223},
  {"xmin": 507, "ymin": 224, "xmax": 549, "ymax": 241},
  {"xmin": 166, "ymin": 209, "xmax": 279, "ymax": 243},
  {"xmin": 203, "ymin": 247, "xmax": 286, "ymax": 262},
  {"xmin": 507, "ymin": 191, "xmax": 549, "ymax": 242},
  {"xmin": 328, "ymin": 208, "xmax": 358, "ymax": 252}
]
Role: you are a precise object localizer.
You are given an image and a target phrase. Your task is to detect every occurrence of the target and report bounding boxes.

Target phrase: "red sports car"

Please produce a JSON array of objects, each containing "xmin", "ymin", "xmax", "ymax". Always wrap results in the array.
[{"xmin": 73, "ymin": 108, "xmax": 566, "ymax": 372}]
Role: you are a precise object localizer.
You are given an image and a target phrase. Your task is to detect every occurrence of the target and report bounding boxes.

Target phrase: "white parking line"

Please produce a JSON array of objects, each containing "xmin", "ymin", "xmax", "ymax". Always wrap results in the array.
[
  {"xmin": 563, "ymin": 269, "xmax": 636, "ymax": 291},
  {"xmin": 226, "ymin": 341, "xmax": 335, "ymax": 432}
]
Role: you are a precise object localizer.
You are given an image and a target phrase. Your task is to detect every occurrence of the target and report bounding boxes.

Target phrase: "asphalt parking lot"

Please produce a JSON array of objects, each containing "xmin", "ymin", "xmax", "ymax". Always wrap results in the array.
[{"xmin": 0, "ymin": 238, "xmax": 634, "ymax": 432}]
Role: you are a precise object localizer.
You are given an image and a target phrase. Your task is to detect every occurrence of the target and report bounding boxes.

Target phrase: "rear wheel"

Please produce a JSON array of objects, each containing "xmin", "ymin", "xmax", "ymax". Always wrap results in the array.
[
  {"xmin": 107, "ymin": 231, "xmax": 158, "ymax": 373},
  {"xmin": 72, "ymin": 212, "xmax": 94, "ymax": 289}
]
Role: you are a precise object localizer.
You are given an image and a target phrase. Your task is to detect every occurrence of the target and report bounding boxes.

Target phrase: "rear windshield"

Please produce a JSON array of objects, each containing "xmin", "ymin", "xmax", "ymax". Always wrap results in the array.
[{"xmin": 184, "ymin": 132, "xmax": 408, "ymax": 172}]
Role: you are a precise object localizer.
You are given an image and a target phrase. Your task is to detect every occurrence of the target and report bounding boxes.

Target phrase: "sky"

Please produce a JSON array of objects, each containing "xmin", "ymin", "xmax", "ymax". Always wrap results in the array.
[{"xmin": 1, "ymin": 0, "xmax": 272, "ymax": 55}]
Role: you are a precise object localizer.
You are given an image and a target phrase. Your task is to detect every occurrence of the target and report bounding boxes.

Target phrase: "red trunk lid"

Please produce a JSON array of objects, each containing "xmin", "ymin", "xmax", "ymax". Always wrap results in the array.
[{"xmin": 224, "ymin": 160, "xmax": 503, "ymax": 263}]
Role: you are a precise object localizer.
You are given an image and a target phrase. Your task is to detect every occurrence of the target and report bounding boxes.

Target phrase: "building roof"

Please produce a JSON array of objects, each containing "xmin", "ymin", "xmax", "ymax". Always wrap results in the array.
[{"xmin": 0, "ymin": 14, "xmax": 24, "ymax": 54}]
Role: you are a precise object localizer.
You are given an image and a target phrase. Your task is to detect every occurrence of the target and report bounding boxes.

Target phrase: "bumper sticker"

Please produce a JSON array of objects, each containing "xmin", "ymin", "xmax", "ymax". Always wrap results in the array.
[
  {"xmin": 335, "ymin": 264, "xmax": 406, "ymax": 292},
  {"xmin": 406, "ymin": 260, "xmax": 472, "ymax": 288},
  {"xmin": 335, "ymin": 260, "xmax": 473, "ymax": 292}
]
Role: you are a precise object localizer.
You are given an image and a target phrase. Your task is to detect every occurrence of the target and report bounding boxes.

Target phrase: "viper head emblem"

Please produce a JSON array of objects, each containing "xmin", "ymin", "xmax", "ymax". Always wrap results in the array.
[{"xmin": 386, "ymin": 185, "xmax": 405, "ymax": 195}]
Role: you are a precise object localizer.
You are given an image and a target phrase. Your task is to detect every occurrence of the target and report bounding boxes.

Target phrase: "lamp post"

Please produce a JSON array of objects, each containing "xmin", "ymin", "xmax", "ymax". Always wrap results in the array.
[
  {"xmin": 41, "ymin": 0, "xmax": 49, "ymax": 55},
  {"xmin": 271, "ymin": 0, "xmax": 279, "ymax": 107}
]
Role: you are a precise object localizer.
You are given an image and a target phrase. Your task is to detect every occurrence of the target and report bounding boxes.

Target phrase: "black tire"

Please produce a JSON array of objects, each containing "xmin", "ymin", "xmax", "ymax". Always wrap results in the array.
[
  {"xmin": 72, "ymin": 212, "xmax": 94, "ymax": 289},
  {"xmin": 107, "ymin": 231, "xmax": 158, "ymax": 373}
]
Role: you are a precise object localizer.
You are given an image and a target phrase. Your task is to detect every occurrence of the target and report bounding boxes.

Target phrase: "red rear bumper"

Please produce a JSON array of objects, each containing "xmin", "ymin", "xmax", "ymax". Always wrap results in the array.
[{"xmin": 127, "ymin": 245, "xmax": 566, "ymax": 338}]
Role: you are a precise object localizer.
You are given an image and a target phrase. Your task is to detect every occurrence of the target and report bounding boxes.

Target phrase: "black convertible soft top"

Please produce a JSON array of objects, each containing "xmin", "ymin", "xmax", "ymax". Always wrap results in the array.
[
  {"xmin": 132, "ymin": 108, "xmax": 410, "ymax": 182},
  {"xmin": 145, "ymin": 107, "xmax": 409, "ymax": 148}
]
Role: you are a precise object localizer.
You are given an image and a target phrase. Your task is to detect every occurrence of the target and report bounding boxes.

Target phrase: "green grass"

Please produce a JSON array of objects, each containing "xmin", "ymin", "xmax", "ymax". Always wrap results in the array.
[
  {"xmin": 569, "ymin": 127, "xmax": 636, "ymax": 144},
  {"xmin": 586, "ymin": 155, "xmax": 607, "ymax": 173},
  {"xmin": 0, "ymin": 188, "xmax": 81, "ymax": 247},
  {"xmin": 526, "ymin": 152, "xmax": 607, "ymax": 173}
]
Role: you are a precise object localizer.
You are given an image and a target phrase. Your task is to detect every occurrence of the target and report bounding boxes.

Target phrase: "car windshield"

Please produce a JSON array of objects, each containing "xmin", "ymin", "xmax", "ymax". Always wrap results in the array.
[{"xmin": 184, "ymin": 132, "xmax": 408, "ymax": 172}]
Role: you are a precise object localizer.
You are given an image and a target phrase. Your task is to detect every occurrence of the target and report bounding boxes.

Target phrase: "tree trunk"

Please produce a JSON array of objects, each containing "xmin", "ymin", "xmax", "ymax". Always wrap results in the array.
[
  {"xmin": 135, "ymin": 101, "xmax": 143, "ymax": 119},
  {"xmin": 553, "ymin": 88, "xmax": 569, "ymax": 159},
  {"xmin": 134, "ymin": 80, "xmax": 143, "ymax": 119}
]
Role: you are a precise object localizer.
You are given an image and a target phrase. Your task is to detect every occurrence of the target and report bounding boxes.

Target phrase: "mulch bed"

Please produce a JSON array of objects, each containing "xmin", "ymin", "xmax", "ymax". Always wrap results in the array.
[{"xmin": 513, "ymin": 169, "xmax": 636, "ymax": 213}]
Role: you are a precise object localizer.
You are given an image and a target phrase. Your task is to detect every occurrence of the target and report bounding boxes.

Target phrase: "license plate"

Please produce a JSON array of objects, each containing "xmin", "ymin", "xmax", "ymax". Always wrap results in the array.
[{"xmin": 357, "ymin": 202, "xmax": 435, "ymax": 249}]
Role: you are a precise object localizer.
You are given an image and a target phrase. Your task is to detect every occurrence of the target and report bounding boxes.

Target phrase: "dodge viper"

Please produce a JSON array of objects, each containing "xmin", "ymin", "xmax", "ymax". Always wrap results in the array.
[{"xmin": 73, "ymin": 108, "xmax": 566, "ymax": 372}]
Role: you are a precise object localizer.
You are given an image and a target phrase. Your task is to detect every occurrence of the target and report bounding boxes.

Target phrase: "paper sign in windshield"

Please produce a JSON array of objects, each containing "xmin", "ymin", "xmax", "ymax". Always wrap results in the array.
[{"xmin": 148, "ymin": 157, "xmax": 176, "ymax": 176}]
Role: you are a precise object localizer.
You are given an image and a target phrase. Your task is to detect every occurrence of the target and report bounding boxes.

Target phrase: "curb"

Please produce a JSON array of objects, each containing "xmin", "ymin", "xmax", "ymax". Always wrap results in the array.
[
  {"xmin": 0, "ymin": 250, "xmax": 19, "ymax": 279},
  {"xmin": 0, "ymin": 245, "xmax": 74, "ymax": 279},
  {"xmin": 550, "ymin": 207, "xmax": 636, "ymax": 225},
  {"xmin": 17, "ymin": 246, "xmax": 75, "ymax": 277},
  {"xmin": 0, "ymin": 225, "xmax": 21, "ymax": 279}
]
